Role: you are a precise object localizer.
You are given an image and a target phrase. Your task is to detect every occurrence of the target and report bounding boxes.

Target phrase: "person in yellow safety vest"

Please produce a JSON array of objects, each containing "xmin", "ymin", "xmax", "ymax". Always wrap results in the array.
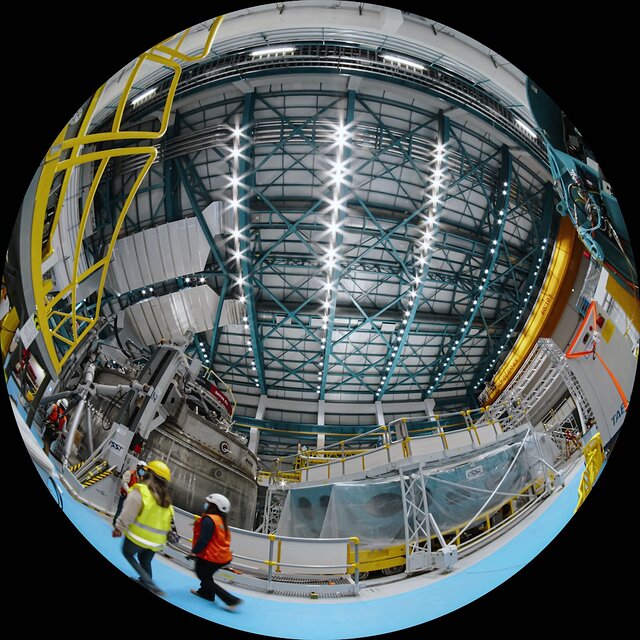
[
  {"xmin": 188, "ymin": 493, "xmax": 243, "ymax": 610},
  {"xmin": 112, "ymin": 460, "xmax": 147, "ymax": 527},
  {"xmin": 112, "ymin": 460, "xmax": 175, "ymax": 596}
]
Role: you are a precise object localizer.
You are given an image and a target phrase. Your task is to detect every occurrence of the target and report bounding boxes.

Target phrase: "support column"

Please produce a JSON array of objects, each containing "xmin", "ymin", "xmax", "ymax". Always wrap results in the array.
[
  {"xmin": 248, "ymin": 427, "xmax": 260, "ymax": 455},
  {"xmin": 318, "ymin": 399, "xmax": 326, "ymax": 426},
  {"xmin": 256, "ymin": 394, "xmax": 268, "ymax": 421},
  {"xmin": 394, "ymin": 418, "xmax": 409, "ymax": 441},
  {"xmin": 375, "ymin": 400, "xmax": 389, "ymax": 443},
  {"xmin": 375, "ymin": 400, "xmax": 385, "ymax": 426},
  {"xmin": 423, "ymin": 398, "xmax": 435, "ymax": 418},
  {"xmin": 316, "ymin": 433, "xmax": 326, "ymax": 449}
]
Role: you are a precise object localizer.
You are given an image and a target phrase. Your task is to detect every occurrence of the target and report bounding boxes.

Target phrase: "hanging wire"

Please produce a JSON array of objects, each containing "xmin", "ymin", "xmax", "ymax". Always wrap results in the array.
[{"xmin": 447, "ymin": 430, "xmax": 530, "ymax": 545}]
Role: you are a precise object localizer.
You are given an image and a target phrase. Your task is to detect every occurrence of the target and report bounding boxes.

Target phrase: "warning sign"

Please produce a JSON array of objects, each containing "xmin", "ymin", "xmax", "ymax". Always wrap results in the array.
[
  {"xmin": 208, "ymin": 382, "xmax": 233, "ymax": 416},
  {"xmin": 19, "ymin": 313, "xmax": 40, "ymax": 349}
]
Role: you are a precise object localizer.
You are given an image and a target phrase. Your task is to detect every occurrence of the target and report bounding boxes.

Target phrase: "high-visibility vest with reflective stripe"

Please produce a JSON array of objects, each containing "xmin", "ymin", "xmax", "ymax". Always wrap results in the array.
[
  {"xmin": 124, "ymin": 483, "xmax": 174, "ymax": 551},
  {"xmin": 193, "ymin": 513, "xmax": 232, "ymax": 564}
]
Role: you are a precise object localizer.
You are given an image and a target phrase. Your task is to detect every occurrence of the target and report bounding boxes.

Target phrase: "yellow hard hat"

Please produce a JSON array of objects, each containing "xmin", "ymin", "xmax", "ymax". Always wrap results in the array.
[{"xmin": 145, "ymin": 460, "xmax": 171, "ymax": 482}]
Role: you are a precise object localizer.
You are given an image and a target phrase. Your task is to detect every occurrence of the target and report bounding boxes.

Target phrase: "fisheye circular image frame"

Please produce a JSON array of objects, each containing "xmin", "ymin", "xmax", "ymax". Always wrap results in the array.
[{"xmin": 3, "ymin": 3, "xmax": 636, "ymax": 638}]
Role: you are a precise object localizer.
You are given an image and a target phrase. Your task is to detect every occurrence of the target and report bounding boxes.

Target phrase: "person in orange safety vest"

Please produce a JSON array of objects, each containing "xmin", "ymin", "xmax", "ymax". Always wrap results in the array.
[
  {"xmin": 43, "ymin": 398, "xmax": 68, "ymax": 456},
  {"xmin": 188, "ymin": 493, "xmax": 243, "ymax": 610},
  {"xmin": 112, "ymin": 460, "xmax": 147, "ymax": 527}
]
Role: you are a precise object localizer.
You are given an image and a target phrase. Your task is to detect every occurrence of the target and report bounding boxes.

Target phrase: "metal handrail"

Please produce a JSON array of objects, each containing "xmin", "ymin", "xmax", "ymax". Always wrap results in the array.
[
  {"xmin": 226, "ymin": 528, "xmax": 360, "ymax": 593},
  {"xmin": 292, "ymin": 416, "xmax": 509, "ymax": 483}
]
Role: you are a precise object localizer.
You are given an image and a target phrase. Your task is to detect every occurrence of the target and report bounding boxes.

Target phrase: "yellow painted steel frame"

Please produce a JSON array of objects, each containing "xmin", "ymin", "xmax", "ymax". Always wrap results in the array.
[
  {"xmin": 575, "ymin": 432, "xmax": 605, "ymax": 512},
  {"xmin": 485, "ymin": 217, "xmax": 577, "ymax": 405},
  {"xmin": 31, "ymin": 17, "xmax": 224, "ymax": 374}
]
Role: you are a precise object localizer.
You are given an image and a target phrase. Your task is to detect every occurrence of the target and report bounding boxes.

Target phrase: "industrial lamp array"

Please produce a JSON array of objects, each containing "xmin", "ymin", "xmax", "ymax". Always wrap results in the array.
[
  {"xmin": 376, "ymin": 140, "xmax": 447, "ymax": 399},
  {"xmin": 316, "ymin": 121, "xmax": 351, "ymax": 394}
]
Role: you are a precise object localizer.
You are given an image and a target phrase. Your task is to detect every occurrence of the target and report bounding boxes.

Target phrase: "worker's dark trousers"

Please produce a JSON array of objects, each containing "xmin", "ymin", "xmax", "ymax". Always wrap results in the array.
[
  {"xmin": 194, "ymin": 558, "xmax": 240, "ymax": 605},
  {"xmin": 122, "ymin": 537, "xmax": 158, "ymax": 590},
  {"xmin": 112, "ymin": 493, "xmax": 127, "ymax": 526}
]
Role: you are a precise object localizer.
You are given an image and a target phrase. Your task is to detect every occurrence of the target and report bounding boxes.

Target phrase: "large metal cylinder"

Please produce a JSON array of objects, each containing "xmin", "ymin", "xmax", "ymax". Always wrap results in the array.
[
  {"xmin": 143, "ymin": 423, "xmax": 258, "ymax": 529},
  {"xmin": 89, "ymin": 368, "xmax": 259, "ymax": 528}
]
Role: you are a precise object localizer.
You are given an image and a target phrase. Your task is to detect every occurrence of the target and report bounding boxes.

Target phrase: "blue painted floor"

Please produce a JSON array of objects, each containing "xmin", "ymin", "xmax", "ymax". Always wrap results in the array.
[{"xmin": 32, "ymin": 459, "xmax": 584, "ymax": 639}]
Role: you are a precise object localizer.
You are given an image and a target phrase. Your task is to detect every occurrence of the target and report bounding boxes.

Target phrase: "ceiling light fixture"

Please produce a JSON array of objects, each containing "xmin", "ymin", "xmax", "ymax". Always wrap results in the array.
[
  {"xmin": 251, "ymin": 46, "xmax": 296, "ymax": 56},
  {"xmin": 382, "ymin": 53, "xmax": 425, "ymax": 71},
  {"xmin": 515, "ymin": 118, "xmax": 538, "ymax": 139},
  {"xmin": 131, "ymin": 87, "xmax": 157, "ymax": 106}
]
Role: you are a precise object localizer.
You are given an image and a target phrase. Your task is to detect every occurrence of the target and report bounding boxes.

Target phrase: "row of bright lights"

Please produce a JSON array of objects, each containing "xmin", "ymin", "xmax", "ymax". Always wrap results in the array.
[
  {"xmin": 376, "ymin": 141, "xmax": 447, "ymax": 399},
  {"xmin": 430, "ymin": 182, "xmax": 510, "ymax": 396},
  {"xmin": 139, "ymin": 274, "xmax": 206, "ymax": 297},
  {"xmin": 225, "ymin": 124, "xmax": 258, "ymax": 388},
  {"xmin": 317, "ymin": 123, "xmax": 351, "ymax": 394},
  {"xmin": 472, "ymin": 237, "xmax": 548, "ymax": 391},
  {"xmin": 207, "ymin": 118, "xmax": 537, "ymax": 396},
  {"xmin": 198, "ymin": 339, "xmax": 210, "ymax": 366}
]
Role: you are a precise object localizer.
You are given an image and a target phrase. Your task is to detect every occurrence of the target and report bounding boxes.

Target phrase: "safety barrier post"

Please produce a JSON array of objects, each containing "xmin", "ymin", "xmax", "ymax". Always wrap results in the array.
[
  {"xmin": 434, "ymin": 415, "xmax": 448, "ymax": 449},
  {"xmin": 466, "ymin": 410, "xmax": 481, "ymax": 445},
  {"xmin": 459, "ymin": 410, "xmax": 474, "ymax": 447},
  {"xmin": 266, "ymin": 533, "xmax": 276, "ymax": 592},
  {"xmin": 350, "ymin": 536, "xmax": 360, "ymax": 593}
]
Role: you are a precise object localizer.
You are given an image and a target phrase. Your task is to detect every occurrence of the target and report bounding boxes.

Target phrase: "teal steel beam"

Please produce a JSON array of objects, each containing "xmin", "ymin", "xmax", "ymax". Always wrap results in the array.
[
  {"xmin": 163, "ymin": 117, "xmax": 181, "ymax": 222},
  {"xmin": 174, "ymin": 159, "xmax": 229, "ymax": 277},
  {"xmin": 320, "ymin": 90, "xmax": 357, "ymax": 399},
  {"xmin": 377, "ymin": 112, "xmax": 450, "ymax": 399},
  {"xmin": 236, "ymin": 92, "xmax": 267, "ymax": 393},
  {"xmin": 424, "ymin": 144, "xmax": 513, "ymax": 399},
  {"xmin": 209, "ymin": 277, "xmax": 229, "ymax": 360},
  {"xmin": 471, "ymin": 182, "xmax": 555, "ymax": 392}
]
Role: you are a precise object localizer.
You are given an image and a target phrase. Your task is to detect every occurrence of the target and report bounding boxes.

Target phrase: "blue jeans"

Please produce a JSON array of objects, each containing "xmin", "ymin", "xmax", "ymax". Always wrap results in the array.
[{"xmin": 122, "ymin": 537, "xmax": 158, "ymax": 590}]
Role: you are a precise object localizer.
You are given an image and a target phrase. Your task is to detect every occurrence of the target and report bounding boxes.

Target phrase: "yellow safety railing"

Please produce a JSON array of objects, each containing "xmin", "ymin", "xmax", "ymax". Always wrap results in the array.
[
  {"xmin": 31, "ymin": 17, "xmax": 225, "ymax": 374},
  {"xmin": 258, "ymin": 470, "xmax": 302, "ymax": 484},
  {"xmin": 575, "ymin": 432, "xmax": 605, "ymax": 512},
  {"xmin": 295, "ymin": 414, "xmax": 507, "ymax": 482},
  {"xmin": 347, "ymin": 479, "xmax": 547, "ymax": 575}
]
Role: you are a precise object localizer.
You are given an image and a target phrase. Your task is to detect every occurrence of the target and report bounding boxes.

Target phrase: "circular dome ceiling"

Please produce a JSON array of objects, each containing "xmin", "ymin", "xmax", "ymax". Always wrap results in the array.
[
  {"xmin": 23, "ymin": 2, "xmax": 557, "ymax": 416},
  {"xmin": 3, "ymin": 2, "xmax": 637, "ymax": 638}
]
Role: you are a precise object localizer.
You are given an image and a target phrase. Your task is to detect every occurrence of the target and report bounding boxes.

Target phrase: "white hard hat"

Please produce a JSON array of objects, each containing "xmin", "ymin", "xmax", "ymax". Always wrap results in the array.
[
  {"xmin": 137, "ymin": 460, "xmax": 147, "ymax": 467},
  {"xmin": 59, "ymin": 398, "xmax": 69, "ymax": 409},
  {"xmin": 205, "ymin": 493, "xmax": 231, "ymax": 513}
]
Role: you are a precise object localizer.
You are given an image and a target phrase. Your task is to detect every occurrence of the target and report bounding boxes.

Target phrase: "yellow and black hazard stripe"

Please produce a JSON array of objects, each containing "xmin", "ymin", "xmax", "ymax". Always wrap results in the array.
[
  {"xmin": 68, "ymin": 462, "xmax": 84, "ymax": 473},
  {"xmin": 82, "ymin": 468, "xmax": 114, "ymax": 487}
]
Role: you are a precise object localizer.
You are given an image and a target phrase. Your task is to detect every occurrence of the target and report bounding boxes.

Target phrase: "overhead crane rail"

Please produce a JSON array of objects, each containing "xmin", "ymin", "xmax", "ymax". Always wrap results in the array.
[{"xmin": 120, "ymin": 41, "xmax": 546, "ymax": 168}]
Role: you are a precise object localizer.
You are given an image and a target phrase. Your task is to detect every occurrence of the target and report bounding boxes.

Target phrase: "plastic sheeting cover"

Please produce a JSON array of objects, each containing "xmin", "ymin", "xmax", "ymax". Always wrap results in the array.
[{"xmin": 276, "ymin": 431, "xmax": 558, "ymax": 548}]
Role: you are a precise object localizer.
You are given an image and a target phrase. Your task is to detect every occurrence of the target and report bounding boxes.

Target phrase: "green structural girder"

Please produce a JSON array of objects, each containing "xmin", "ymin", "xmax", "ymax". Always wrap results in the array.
[
  {"xmin": 424, "ymin": 144, "xmax": 512, "ymax": 399},
  {"xmin": 377, "ymin": 111, "xmax": 450, "ymax": 400},
  {"xmin": 320, "ymin": 90, "xmax": 357, "ymax": 399}
]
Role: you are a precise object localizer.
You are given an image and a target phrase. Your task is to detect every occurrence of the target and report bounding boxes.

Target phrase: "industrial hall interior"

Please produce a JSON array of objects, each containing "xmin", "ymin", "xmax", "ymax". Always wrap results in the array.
[{"xmin": 2, "ymin": 2, "xmax": 637, "ymax": 638}]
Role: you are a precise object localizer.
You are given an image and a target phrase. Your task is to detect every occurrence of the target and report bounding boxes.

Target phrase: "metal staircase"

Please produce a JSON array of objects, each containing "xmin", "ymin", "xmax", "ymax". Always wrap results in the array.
[
  {"xmin": 483, "ymin": 338, "xmax": 596, "ymax": 434},
  {"xmin": 538, "ymin": 339, "xmax": 597, "ymax": 429}
]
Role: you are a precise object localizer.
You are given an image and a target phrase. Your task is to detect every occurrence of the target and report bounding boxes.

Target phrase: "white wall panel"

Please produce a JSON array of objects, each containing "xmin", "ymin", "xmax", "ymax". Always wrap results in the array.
[
  {"xmin": 51, "ymin": 164, "xmax": 91, "ymax": 294},
  {"xmin": 124, "ymin": 286, "xmax": 220, "ymax": 345},
  {"xmin": 106, "ymin": 217, "xmax": 212, "ymax": 294}
]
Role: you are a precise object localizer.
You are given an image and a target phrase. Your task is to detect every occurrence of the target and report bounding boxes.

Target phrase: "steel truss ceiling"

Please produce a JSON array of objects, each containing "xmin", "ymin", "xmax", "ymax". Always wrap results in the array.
[{"xmin": 90, "ymin": 52, "xmax": 553, "ymax": 412}]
